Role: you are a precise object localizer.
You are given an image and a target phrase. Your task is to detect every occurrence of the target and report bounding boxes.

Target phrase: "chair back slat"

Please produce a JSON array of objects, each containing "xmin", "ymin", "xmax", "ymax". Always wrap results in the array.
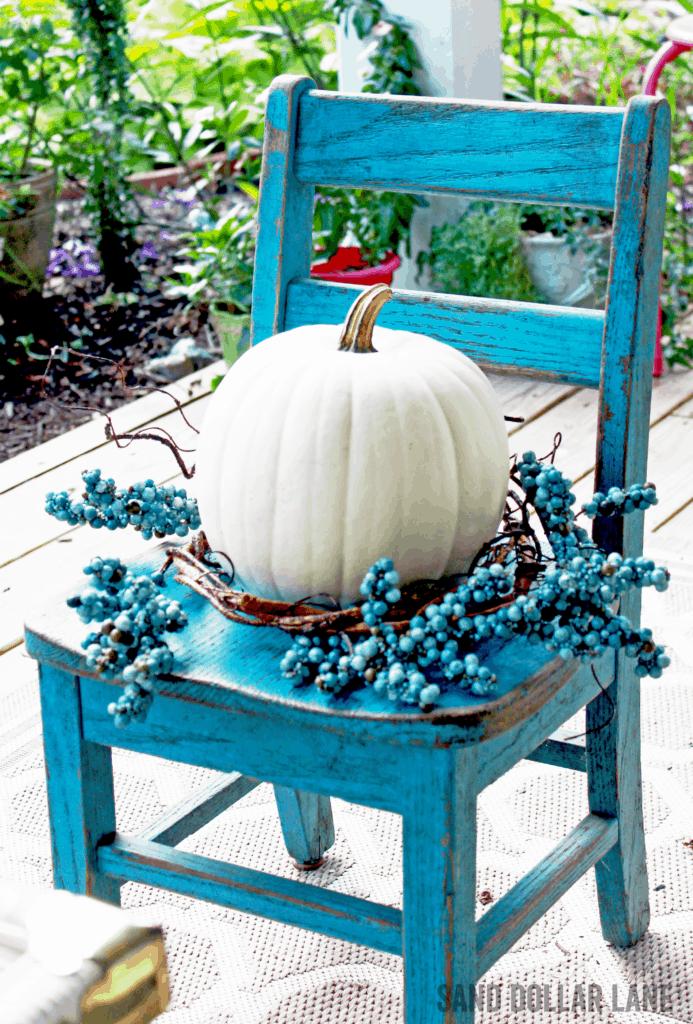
[
  {"xmin": 295, "ymin": 91, "xmax": 626, "ymax": 209},
  {"xmin": 285, "ymin": 279, "xmax": 605, "ymax": 388}
]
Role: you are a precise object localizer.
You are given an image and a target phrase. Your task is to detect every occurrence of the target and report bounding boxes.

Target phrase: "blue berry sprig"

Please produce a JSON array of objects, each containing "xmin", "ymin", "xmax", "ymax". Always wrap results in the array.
[
  {"xmin": 46, "ymin": 469, "xmax": 201, "ymax": 540},
  {"xmin": 280, "ymin": 559, "xmax": 457, "ymax": 709},
  {"xmin": 515, "ymin": 451, "xmax": 595, "ymax": 563},
  {"xmin": 280, "ymin": 454, "xmax": 671, "ymax": 711},
  {"xmin": 67, "ymin": 556, "xmax": 186, "ymax": 727},
  {"xmin": 582, "ymin": 483, "xmax": 658, "ymax": 519}
]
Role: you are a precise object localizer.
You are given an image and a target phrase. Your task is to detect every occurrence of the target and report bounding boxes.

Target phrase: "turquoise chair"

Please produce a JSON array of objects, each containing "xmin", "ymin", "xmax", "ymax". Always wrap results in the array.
[{"xmin": 25, "ymin": 77, "xmax": 670, "ymax": 1023}]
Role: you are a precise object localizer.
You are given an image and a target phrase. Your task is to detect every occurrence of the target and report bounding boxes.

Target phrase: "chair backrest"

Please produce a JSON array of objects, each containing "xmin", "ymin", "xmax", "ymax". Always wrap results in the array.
[{"xmin": 251, "ymin": 77, "xmax": 670, "ymax": 560}]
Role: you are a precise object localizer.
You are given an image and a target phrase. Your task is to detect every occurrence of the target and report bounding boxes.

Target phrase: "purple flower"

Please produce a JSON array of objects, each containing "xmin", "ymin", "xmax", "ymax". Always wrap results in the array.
[
  {"xmin": 46, "ymin": 242, "xmax": 101, "ymax": 277},
  {"xmin": 78, "ymin": 244, "xmax": 100, "ymax": 276},
  {"xmin": 46, "ymin": 248, "xmax": 79, "ymax": 276}
]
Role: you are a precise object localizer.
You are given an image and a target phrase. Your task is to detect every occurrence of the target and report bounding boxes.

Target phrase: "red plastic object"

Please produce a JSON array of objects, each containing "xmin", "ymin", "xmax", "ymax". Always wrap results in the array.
[
  {"xmin": 311, "ymin": 246, "xmax": 400, "ymax": 285},
  {"xmin": 654, "ymin": 295, "xmax": 664, "ymax": 377},
  {"xmin": 641, "ymin": 28, "xmax": 693, "ymax": 376}
]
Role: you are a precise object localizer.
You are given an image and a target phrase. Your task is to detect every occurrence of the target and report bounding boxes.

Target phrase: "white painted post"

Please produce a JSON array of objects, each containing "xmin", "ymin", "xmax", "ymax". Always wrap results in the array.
[{"xmin": 337, "ymin": 0, "xmax": 503, "ymax": 289}]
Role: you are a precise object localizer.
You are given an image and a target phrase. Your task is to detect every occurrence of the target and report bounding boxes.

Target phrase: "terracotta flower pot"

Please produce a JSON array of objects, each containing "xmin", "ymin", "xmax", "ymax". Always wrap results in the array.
[
  {"xmin": 0, "ymin": 167, "xmax": 57, "ymax": 300},
  {"xmin": 311, "ymin": 246, "xmax": 400, "ymax": 285}
]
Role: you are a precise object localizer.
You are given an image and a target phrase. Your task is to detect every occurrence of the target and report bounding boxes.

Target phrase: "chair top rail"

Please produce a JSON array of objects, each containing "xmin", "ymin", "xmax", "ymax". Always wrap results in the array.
[
  {"xmin": 285, "ymin": 279, "xmax": 605, "ymax": 388},
  {"xmin": 294, "ymin": 90, "xmax": 625, "ymax": 210}
]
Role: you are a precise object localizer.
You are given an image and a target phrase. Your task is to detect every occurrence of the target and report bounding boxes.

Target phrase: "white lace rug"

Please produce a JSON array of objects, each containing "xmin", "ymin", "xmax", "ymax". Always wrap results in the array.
[{"xmin": 2, "ymin": 548, "xmax": 693, "ymax": 1023}]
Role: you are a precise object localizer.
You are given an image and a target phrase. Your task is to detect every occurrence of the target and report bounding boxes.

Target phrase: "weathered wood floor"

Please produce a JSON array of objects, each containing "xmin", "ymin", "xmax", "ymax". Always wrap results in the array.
[{"xmin": 1, "ymin": 359, "xmax": 692, "ymax": 668}]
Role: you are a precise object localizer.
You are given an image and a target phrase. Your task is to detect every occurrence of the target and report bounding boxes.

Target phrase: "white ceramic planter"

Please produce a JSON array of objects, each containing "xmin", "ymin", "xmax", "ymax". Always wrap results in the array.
[{"xmin": 523, "ymin": 231, "xmax": 610, "ymax": 309}]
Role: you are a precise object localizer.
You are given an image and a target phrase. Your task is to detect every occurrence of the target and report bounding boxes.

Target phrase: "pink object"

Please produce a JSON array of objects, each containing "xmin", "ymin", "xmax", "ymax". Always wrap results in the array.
[
  {"xmin": 641, "ymin": 20, "xmax": 693, "ymax": 377},
  {"xmin": 311, "ymin": 246, "xmax": 401, "ymax": 285},
  {"xmin": 642, "ymin": 40, "xmax": 693, "ymax": 97}
]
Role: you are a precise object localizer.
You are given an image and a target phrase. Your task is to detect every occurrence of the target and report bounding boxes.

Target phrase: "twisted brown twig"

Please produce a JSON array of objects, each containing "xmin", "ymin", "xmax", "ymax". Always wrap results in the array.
[
  {"xmin": 40, "ymin": 347, "xmax": 198, "ymax": 477},
  {"xmin": 103, "ymin": 423, "xmax": 196, "ymax": 479}
]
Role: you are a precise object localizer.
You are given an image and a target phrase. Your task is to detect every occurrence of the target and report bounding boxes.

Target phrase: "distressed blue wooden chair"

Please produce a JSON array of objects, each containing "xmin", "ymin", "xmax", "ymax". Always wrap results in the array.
[{"xmin": 25, "ymin": 77, "xmax": 670, "ymax": 1023}]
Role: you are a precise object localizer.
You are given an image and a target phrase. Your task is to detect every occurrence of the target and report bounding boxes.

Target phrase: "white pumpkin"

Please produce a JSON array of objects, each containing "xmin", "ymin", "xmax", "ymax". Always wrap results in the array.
[{"xmin": 196, "ymin": 285, "xmax": 509, "ymax": 607}]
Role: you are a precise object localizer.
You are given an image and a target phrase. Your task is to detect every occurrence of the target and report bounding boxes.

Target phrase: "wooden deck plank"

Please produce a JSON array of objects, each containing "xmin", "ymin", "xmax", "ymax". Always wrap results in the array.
[
  {"xmin": 644, "ymin": 398, "xmax": 693, "ymax": 535},
  {"xmin": 0, "ymin": 520, "xmax": 167, "ymax": 655},
  {"xmin": 567, "ymin": 393, "xmax": 693, "ymax": 546},
  {"xmin": 0, "ymin": 398, "xmax": 209, "ymax": 569},
  {"xmin": 507, "ymin": 387, "xmax": 600, "ymax": 481},
  {"xmin": 0, "ymin": 361, "xmax": 223, "ymax": 497},
  {"xmin": 509, "ymin": 368, "xmax": 693, "ymax": 487},
  {"xmin": 649, "ymin": 368, "xmax": 693, "ymax": 425},
  {"xmin": 651, "ymin": 496, "xmax": 693, "ymax": 550},
  {"xmin": 0, "ymin": 374, "xmax": 556, "ymax": 570},
  {"xmin": 0, "ymin": 373, "xmax": 573, "ymax": 653},
  {"xmin": 487, "ymin": 376, "xmax": 579, "ymax": 434}
]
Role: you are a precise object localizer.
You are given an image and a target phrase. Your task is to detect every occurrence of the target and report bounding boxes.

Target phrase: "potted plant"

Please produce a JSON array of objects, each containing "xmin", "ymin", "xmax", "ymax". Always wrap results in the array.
[
  {"xmin": 164, "ymin": 167, "xmax": 421, "ymax": 361},
  {"xmin": 416, "ymin": 201, "xmax": 546, "ymax": 303},
  {"xmin": 0, "ymin": 14, "xmax": 72, "ymax": 303},
  {"xmin": 416, "ymin": 201, "xmax": 612, "ymax": 308},
  {"xmin": 165, "ymin": 201, "xmax": 255, "ymax": 366},
  {"xmin": 311, "ymin": 187, "xmax": 423, "ymax": 284}
]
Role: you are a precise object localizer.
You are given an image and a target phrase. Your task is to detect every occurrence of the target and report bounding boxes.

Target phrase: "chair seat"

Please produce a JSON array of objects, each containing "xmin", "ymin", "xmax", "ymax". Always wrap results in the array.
[{"xmin": 24, "ymin": 544, "xmax": 595, "ymax": 750}]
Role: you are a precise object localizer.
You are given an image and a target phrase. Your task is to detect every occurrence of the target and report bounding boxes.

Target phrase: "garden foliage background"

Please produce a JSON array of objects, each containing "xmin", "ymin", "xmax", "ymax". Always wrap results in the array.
[{"xmin": 3, "ymin": 0, "xmax": 693, "ymax": 365}]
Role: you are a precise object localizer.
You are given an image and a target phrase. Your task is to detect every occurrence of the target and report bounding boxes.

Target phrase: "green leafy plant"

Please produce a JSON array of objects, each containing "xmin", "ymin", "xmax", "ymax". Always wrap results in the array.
[
  {"xmin": 244, "ymin": 0, "xmax": 337, "ymax": 90},
  {"xmin": 125, "ymin": 0, "xmax": 336, "ymax": 179},
  {"xmin": 0, "ymin": 9, "xmax": 79, "ymax": 180},
  {"xmin": 500, "ymin": 1, "xmax": 647, "ymax": 107},
  {"xmin": 330, "ymin": 0, "xmax": 421, "ymax": 95},
  {"xmin": 417, "ymin": 201, "xmax": 545, "ymax": 303},
  {"xmin": 60, "ymin": 0, "xmax": 140, "ymax": 290},
  {"xmin": 499, "ymin": 0, "xmax": 693, "ymax": 366},
  {"xmin": 164, "ymin": 199, "xmax": 255, "ymax": 313},
  {"xmin": 0, "ymin": 182, "xmax": 39, "ymax": 220},
  {"xmin": 520, "ymin": 204, "xmax": 612, "ymax": 306}
]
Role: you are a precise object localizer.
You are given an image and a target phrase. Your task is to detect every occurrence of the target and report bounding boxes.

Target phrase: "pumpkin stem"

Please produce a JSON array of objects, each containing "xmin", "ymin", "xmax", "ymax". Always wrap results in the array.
[{"xmin": 337, "ymin": 283, "xmax": 392, "ymax": 353}]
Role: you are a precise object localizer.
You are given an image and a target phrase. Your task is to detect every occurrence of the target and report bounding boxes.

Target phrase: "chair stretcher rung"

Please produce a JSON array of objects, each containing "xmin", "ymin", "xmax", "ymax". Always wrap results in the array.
[
  {"xmin": 525, "ymin": 736, "xmax": 586, "ymax": 772},
  {"xmin": 476, "ymin": 813, "xmax": 617, "ymax": 978},
  {"xmin": 137, "ymin": 772, "xmax": 261, "ymax": 847},
  {"xmin": 98, "ymin": 836, "xmax": 402, "ymax": 955}
]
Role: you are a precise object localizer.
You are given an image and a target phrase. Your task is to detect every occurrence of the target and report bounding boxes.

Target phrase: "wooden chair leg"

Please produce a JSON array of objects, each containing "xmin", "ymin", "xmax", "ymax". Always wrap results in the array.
[
  {"xmin": 586, "ymin": 655, "xmax": 649, "ymax": 947},
  {"xmin": 402, "ymin": 748, "xmax": 478, "ymax": 1024},
  {"xmin": 38, "ymin": 664, "xmax": 121, "ymax": 905},
  {"xmin": 273, "ymin": 786, "xmax": 335, "ymax": 868}
]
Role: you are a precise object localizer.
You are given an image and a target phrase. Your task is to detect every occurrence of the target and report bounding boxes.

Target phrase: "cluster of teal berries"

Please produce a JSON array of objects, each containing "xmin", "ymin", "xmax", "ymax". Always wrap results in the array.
[
  {"xmin": 46, "ymin": 468, "xmax": 200, "ymax": 539},
  {"xmin": 280, "ymin": 453, "xmax": 669, "ymax": 710},
  {"xmin": 51, "ymin": 449, "xmax": 670, "ymax": 725},
  {"xmin": 66, "ymin": 556, "xmax": 186, "ymax": 727}
]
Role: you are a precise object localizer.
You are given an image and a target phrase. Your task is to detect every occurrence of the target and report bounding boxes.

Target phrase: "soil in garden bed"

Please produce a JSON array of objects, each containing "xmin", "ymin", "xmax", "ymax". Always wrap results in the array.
[{"xmin": 0, "ymin": 190, "xmax": 231, "ymax": 463}]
